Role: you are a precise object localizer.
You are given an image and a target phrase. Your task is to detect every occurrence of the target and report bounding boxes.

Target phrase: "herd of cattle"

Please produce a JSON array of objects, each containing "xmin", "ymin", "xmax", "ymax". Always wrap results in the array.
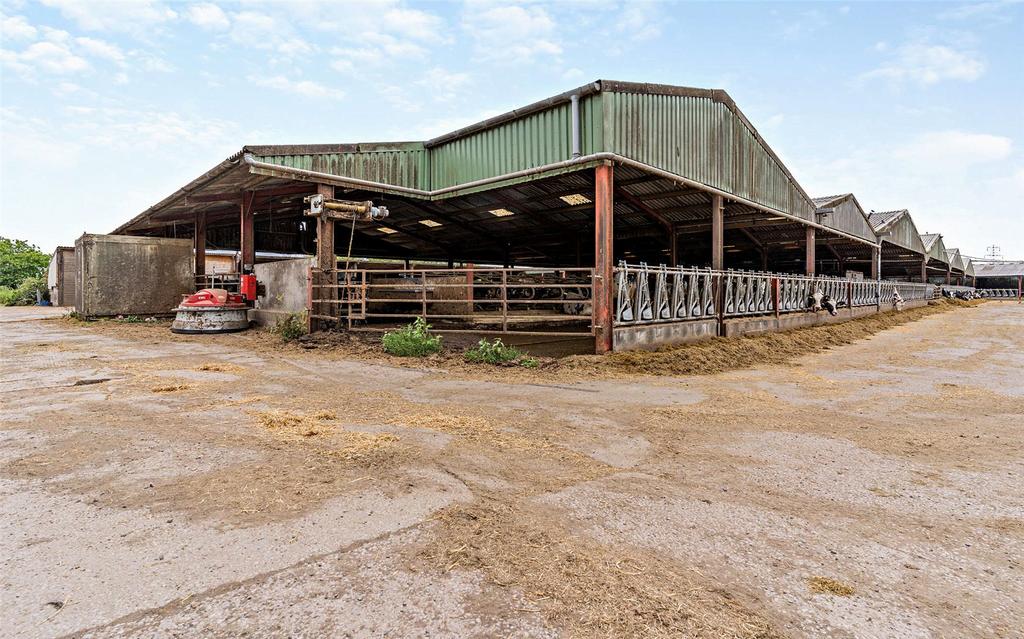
[{"xmin": 808, "ymin": 286, "xmax": 1000, "ymax": 316}]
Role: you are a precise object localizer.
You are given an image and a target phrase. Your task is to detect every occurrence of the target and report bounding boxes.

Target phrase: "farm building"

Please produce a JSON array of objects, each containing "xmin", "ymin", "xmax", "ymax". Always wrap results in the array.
[
  {"xmin": 46, "ymin": 246, "xmax": 76, "ymax": 307},
  {"xmin": 103, "ymin": 80, "xmax": 974, "ymax": 351}
]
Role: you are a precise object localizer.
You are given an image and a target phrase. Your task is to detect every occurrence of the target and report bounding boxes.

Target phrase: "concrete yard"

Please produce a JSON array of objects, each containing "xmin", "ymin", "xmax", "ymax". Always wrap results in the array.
[{"xmin": 1, "ymin": 303, "xmax": 1021, "ymax": 638}]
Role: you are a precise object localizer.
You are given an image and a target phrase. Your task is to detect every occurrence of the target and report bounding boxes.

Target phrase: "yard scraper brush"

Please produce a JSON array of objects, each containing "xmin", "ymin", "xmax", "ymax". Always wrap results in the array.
[{"xmin": 171, "ymin": 288, "xmax": 251, "ymax": 334}]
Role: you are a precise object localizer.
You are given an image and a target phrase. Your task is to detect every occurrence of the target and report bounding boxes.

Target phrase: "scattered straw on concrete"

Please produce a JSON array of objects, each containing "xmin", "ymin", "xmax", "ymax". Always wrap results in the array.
[
  {"xmin": 561, "ymin": 301, "xmax": 969, "ymax": 377},
  {"xmin": 808, "ymin": 576, "xmax": 855, "ymax": 597},
  {"xmin": 195, "ymin": 362, "xmax": 245, "ymax": 373},
  {"xmin": 250, "ymin": 409, "xmax": 398, "ymax": 463},
  {"xmin": 151, "ymin": 384, "xmax": 193, "ymax": 393},
  {"xmin": 422, "ymin": 501, "xmax": 779, "ymax": 639}
]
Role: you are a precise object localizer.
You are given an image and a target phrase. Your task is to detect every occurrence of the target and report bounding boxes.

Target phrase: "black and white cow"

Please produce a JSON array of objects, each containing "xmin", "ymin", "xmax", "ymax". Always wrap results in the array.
[
  {"xmin": 892, "ymin": 289, "xmax": 904, "ymax": 311},
  {"xmin": 808, "ymin": 288, "xmax": 838, "ymax": 316}
]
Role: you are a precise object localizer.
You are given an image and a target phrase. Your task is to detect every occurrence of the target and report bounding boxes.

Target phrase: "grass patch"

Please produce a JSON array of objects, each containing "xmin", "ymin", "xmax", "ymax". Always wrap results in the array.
[
  {"xmin": 271, "ymin": 312, "xmax": 307, "ymax": 342},
  {"xmin": 464, "ymin": 338, "xmax": 537, "ymax": 367},
  {"xmin": 808, "ymin": 576, "xmax": 855, "ymax": 596},
  {"xmin": 115, "ymin": 315, "xmax": 143, "ymax": 323},
  {"xmin": 382, "ymin": 317, "xmax": 442, "ymax": 357}
]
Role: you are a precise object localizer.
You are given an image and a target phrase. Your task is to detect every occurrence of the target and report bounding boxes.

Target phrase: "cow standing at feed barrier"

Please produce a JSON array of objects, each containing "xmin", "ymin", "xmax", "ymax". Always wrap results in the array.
[
  {"xmin": 808, "ymin": 289, "xmax": 838, "ymax": 316},
  {"xmin": 893, "ymin": 289, "xmax": 904, "ymax": 311}
]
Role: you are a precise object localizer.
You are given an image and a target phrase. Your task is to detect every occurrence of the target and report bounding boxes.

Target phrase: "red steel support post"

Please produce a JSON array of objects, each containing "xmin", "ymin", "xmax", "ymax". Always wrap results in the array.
[
  {"xmin": 805, "ymin": 226, "xmax": 816, "ymax": 276},
  {"xmin": 946, "ymin": 266, "xmax": 951, "ymax": 285},
  {"xmin": 194, "ymin": 211, "xmax": 206, "ymax": 281},
  {"xmin": 594, "ymin": 163, "xmax": 614, "ymax": 354},
  {"xmin": 711, "ymin": 194, "xmax": 724, "ymax": 271},
  {"xmin": 240, "ymin": 192, "xmax": 255, "ymax": 271},
  {"xmin": 1018, "ymin": 275, "xmax": 1022, "ymax": 302},
  {"xmin": 871, "ymin": 246, "xmax": 879, "ymax": 280}
]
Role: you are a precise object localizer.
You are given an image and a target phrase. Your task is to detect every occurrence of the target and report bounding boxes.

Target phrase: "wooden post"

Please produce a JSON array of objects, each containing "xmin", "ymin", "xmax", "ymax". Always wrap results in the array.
[
  {"xmin": 314, "ymin": 184, "xmax": 335, "ymax": 330},
  {"xmin": 1018, "ymin": 275, "xmax": 1022, "ymax": 302},
  {"xmin": 193, "ymin": 211, "xmax": 206, "ymax": 282},
  {"xmin": 711, "ymin": 194, "xmax": 724, "ymax": 271},
  {"xmin": 920, "ymin": 258, "xmax": 928, "ymax": 283},
  {"xmin": 871, "ymin": 246, "xmax": 879, "ymax": 280},
  {"xmin": 805, "ymin": 226, "xmax": 816, "ymax": 276},
  {"xmin": 946, "ymin": 266, "xmax": 951, "ymax": 285},
  {"xmin": 594, "ymin": 163, "xmax": 614, "ymax": 354},
  {"xmin": 240, "ymin": 192, "xmax": 255, "ymax": 271},
  {"xmin": 466, "ymin": 262, "xmax": 475, "ymax": 315}
]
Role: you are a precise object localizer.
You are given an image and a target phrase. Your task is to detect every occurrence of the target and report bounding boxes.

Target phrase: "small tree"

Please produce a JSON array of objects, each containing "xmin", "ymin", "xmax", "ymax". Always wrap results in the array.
[{"xmin": 0, "ymin": 238, "xmax": 50, "ymax": 289}]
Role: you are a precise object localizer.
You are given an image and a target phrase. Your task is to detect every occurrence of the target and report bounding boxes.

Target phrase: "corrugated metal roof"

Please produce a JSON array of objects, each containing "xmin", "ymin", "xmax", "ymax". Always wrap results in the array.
[
  {"xmin": 974, "ymin": 261, "xmax": 1024, "ymax": 277},
  {"xmin": 811, "ymin": 194, "xmax": 848, "ymax": 207},
  {"xmin": 944, "ymin": 248, "xmax": 966, "ymax": 272},
  {"xmin": 920, "ymin": 233, "xmax": 940, "ymax": 251},
  {"xmin": 868, "ymin": 209, "xmax": 906, "ymax": 230},
  {"xmin": 813, "ymin": 193, "xmax": 877, "ymax": 244},
  {"xmin": 118, "ymin": 79, "xmax": 852, "ymax": 237}
]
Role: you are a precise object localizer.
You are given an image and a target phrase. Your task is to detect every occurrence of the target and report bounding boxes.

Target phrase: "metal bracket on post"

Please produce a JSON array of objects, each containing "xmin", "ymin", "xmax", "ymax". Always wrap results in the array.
[{"xmin": 304, "ymin": 194, "xmax": 389, "ymax": 221}]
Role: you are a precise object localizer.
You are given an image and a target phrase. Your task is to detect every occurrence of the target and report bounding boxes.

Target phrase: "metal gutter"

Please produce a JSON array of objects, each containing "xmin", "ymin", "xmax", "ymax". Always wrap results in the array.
[{"xmin": 241, "ymin": 153, "xmax": 879, "ymax": 248}]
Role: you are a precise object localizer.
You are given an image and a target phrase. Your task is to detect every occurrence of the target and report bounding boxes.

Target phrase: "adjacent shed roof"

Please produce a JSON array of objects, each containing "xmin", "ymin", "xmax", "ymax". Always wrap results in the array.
[
  {"xmin": 115, "ymin": 79, "xmax": 851, "ymax": 240},
  {"xmin": 944, "ymin": 248, "xmax": 965, "ymax": 272},
  {"xmin": 919, "ymin": 233, "xmax": 949, "ymax": 265},
  {"xmin": 973, "ymin": 261, "xmax": 1024, "ymax": 277},
  {"xmin": 868, "ymin": 209, "xmax": 926, "ymax": 254},
  {"xmin": 812, "ymin": 193, "xmax": 878, "ymax": 244}
]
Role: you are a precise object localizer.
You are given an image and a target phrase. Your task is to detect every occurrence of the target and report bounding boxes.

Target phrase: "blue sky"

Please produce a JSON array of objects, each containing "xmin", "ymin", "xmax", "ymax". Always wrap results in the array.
[{"xmin": 2, "ymin": 0, "xmax": 1022, "ymax": 259}]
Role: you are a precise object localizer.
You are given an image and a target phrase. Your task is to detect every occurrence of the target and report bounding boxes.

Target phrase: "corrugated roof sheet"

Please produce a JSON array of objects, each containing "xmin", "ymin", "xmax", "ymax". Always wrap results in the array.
[
  {"xmin": 973, "ymin": 261, "xmax": 1024, "ymax": 277},
  {"xmin": 868, "ymin": 209, "xmax": 906, "ymax": 229},
  {"xmin": 811, "ymin": 194, "xmax": 849, "ymax": 207},
  {"xmin": 920, "ymin": 233, "xmax": 940, "ymax": 251}
]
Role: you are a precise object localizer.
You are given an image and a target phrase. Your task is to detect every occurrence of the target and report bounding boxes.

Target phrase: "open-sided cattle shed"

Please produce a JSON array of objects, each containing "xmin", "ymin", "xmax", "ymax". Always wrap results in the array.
[
  {"xmin": 811, "ymin": 194, "xmax": 878, "ymax": 277},
  {"xmin": 920, "ymin": 233, "xmax": 951, "ymax": 283},
  {"xmin": 113, "ymin": 80, "xmax": 928, "ymax": 352},
  {"xmin": 944, "ymin": 248, "xmax": 967, "ymax": 284},
  {"xmin": 973, "ymin": 261, "xmax": 1024, "ymax": 292},
  {"xmin": 868, "ymin": 209, "xmax": 928, "ymax": 281}
]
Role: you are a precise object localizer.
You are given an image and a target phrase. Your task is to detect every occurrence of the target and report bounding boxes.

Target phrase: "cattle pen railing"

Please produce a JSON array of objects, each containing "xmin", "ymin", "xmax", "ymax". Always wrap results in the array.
[
  {"xmin": 309, "ymin": 266, "xmax": 596, "ymax": 336},
  {"xmin": 613, "ymin": 263, "xmax": 935, "ymax": 327}
]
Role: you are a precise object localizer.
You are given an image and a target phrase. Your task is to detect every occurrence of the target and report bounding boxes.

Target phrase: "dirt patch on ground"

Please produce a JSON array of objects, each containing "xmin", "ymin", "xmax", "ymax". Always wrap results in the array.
[{"xmin": 421, "ymin": 500, "xmax": 778, "ymax": 639}]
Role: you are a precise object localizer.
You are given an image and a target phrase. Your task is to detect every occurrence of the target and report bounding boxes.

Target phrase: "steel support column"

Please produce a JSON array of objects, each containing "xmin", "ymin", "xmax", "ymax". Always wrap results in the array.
[
  {"xmin": 871, "ymin": 246, "xmax": 879, "ymax": 280},
  {"xmin": 946, "ymin": 267, "xmax": 951, "ymax": 284},
  {"xmin": 920, "ymin": 258, "xmax": 928, "ymax": 283},
  {"xmin": 711, "ymin": 194, "xmax": 724, "ymax": 271},
  {"xmin": 805, "ymin": 226, "xmax": 816, "ymax": 276},
  {"xmin": 594, "ymin": 163, "xmax": 614, "ymax": 354},
  {"xmin": 194, "ymin": 211, "xmax": 206, "ymax": 279},
  {"xmin": 314, "ymin": 184, "xmax": 335, "ymax": 331},
  {"xmin": 240, "ymin": 192, "xmax": 255, "ymax": 271}
]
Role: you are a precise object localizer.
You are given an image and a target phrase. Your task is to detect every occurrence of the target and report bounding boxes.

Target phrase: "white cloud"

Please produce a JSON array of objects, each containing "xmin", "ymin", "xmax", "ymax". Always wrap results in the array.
[
  {"xmin": 616, "ymin": 2, "xmax": 663, "ymax": 41},
  {"xmin": 790, "ymin": 129, "xmax": 1021, "ymax": 257},
  {"xmin": 75, "ymin": 36, "xmax": 125, "ymax": 64},
  {"xmin": 186, "ymin": 3, "xmax": 230, "ymax": 30},
  {"xmin": 1, "ymin": 40, "xmax": 89, "ymax": 76},
  {"xmin": 861, "ymin": 41, "xmax": 985, "ymax": 85},
  {"xmin": 2, "ymin": 14, "xmax": 38, "ymax": 40},
  {"xmin": 894, "ymin": 130, "xmax": 1012, "ymax": 165},
  {"xmin": 562, "ymin": 67, "xmax": 584, "ymax": 81},
  {"xmin": 380, "ymin": 7, "xmax": 448, "ymax": 43},
  {"xmin": 462, "ymin": 4, "xmax": 562, "ymax": 63},
  {"xmin": 39, "ymin": 0, "xmax": 178, "ymax": 34},
  {"xmin": 248, "ymin": 74, "xmax": 344, "ymax": 100},
  {"xmin": 416, "ymin": 67, "xmax": 471, "ymax": 101},
  {"xmin": 329, "ymin": 35, "xmax": 427, "ymax": 73}
]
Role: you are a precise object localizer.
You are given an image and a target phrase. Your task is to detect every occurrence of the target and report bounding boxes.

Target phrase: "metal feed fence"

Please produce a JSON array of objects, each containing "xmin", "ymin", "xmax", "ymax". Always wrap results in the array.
[
  {"xmin": 309, "ymin": 266, "xmax": 596, "ymax": 336},
  {"xmin": 614, "ymin": 263, "xmax": 716, "ymax": 323},
  {"xmin": 613, "ymin": 263, "xmax": 930, "ymax": 327},
  {"xmin": 978, "ymin": 288, "xmax": 1020, "ymax": 299}
]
